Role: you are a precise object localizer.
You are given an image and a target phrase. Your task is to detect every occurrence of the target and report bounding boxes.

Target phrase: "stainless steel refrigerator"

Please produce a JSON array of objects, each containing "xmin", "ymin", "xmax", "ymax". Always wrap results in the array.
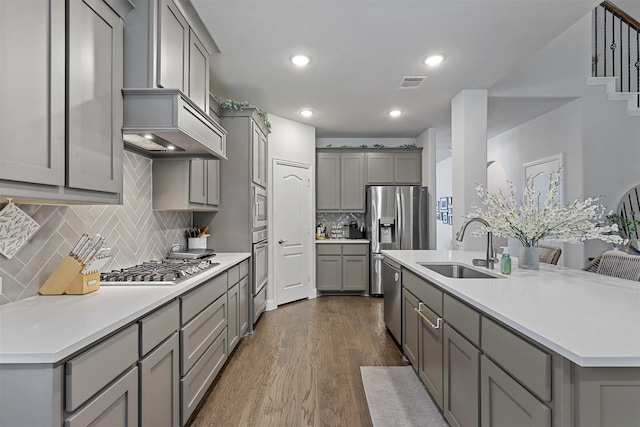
[{"xmin": 367, "ymin": 186, "xmax": 428, "ymax": 295}]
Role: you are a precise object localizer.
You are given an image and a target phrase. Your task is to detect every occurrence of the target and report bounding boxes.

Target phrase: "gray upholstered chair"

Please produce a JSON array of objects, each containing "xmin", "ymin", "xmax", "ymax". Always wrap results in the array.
[
  {"xmin": 538, "ymin": 244, "xmax": 562, "ymax": 265},
  {"xmin": 593, "ymin": 250, "xmax": 640, "ymax": 281}
]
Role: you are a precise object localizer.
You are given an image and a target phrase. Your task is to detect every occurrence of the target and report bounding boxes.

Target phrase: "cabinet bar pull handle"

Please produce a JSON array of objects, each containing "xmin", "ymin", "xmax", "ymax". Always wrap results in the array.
[{"xmin": 415, "ymin": 307, "xmax": 442, "ymax": 329}]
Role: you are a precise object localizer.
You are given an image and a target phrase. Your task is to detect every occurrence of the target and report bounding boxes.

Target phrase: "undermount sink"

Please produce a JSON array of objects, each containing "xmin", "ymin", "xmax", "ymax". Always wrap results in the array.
[{"xmin": 418, "ymin": 262, "xmax": 505, "ymax": 279}]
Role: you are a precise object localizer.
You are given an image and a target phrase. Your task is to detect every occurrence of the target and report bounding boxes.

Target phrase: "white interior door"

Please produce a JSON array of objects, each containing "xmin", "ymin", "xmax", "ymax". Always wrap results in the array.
[{"xmin": 273, "ymin": 160, "xmax": 311, "ymax": 305}]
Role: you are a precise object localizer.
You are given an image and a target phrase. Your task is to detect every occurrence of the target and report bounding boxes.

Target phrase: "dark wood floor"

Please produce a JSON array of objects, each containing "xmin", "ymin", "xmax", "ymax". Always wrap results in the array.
[{"xmin": 189, "ymin": 296, "xmax": 405, "ymax": 427}]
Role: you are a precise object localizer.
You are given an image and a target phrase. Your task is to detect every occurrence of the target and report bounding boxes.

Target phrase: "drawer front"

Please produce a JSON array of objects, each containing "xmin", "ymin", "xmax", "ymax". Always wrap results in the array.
[
  {"xmin": 181, "ymin": 272, "xmax": 227, "ymax": 324},
  {"xmin": 316, "ymin": 244, "xmax": 342, "ymax": 255},
  {"xmin": 64, "ymin": 366, "xmax": 139, "ymax": 427},
  {"xmin": 481, "ymin": 355, "xmax": 551, "ymax": 426},
  {"xmin": 66, "ymin": 324, "xmax": 139, "ymax": 412},
  {"xmin": 239, "ymin": 259, "xmax": 249, "ymax": 278},
  {"xmin": 227, "ymin": 265, "xmax": 240, "ymax": 287},
  {"xmin": 254, "ymin": 285, "xmax": 267, "ymax": 322},
  {"xmin": 443, "ymin": 294, "xmax": 480, "ymax": 347},
  {"xmin": 140, "ymin": 300, "xmax": 179, "ymax": 356},
  {"xmin": 180, "ymin": 295, "xmax": 227, "ymax": 375},
  {"xmin": 342, "ymin": 244, "xmax": 368, "ymax": 255},
  {"xmin": 181, "ymin": 329, "xmax": 228, "ymax": 425},
  {"xmin": 482, "ymin": 317, "xmax": 552, "ymax": 401},
  {"xmin": 402, "ymin": 269, "xmax": 443, "ymax": 315}
]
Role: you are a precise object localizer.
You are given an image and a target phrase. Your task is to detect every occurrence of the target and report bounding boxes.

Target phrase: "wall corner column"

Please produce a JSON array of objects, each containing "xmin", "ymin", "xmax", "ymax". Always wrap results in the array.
[
  {"xmin": 417, "ymin": 127, "xmax": 437, "ymax": 249},
  {"xmin": 451, "ymin": 89, "xmax": 488, "ymax": 251}
]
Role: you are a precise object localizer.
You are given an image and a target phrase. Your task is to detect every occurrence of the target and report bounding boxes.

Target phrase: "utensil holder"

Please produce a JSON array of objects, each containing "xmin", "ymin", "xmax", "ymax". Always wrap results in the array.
[
  {"xmin": 188, "ymin": 235, "xmax": 209, "ymax": 249},
  {"xmin": 39, "ymin": 256, "xmax": 100, "ymax": 295}
]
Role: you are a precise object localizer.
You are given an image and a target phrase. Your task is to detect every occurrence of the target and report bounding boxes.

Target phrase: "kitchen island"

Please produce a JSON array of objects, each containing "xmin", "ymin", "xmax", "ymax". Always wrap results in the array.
[
  {"xmin": 0, "ymin": 252, "xmax": 250, "ymax": 426},
  {"xmin": 382, "ymin": 249, "xmax": 640, "ymax": 427}
]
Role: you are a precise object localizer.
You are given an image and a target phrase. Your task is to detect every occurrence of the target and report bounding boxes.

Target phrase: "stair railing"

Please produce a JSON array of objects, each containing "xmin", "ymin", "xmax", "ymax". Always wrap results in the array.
[{"xmin": 592, "ymin": 1, "xmax": 640, "ymax": 106}]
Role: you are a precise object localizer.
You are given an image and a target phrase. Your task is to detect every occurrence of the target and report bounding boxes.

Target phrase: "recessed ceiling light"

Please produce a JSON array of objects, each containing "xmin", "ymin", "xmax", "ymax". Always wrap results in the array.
[
  {"xmin": 299, "ymin": 109, "xmax": 314, "ymax": 117},
  {"xmin": 424, "ymin": 54, "xmax": 445, "ymax": 66},
  {"xmin": 166, "ymin": 145, "xmax": 175, "ymax": 150},
  {"xmin": 290, "ymin": 54, "xmax": 311, "ymax": 66},
  {"xmin": 143, "ymin": 134, "xmax": 153, "ymax": 139},
  {"xmin": 388, "ymin": 110, "xmax": 402, "ymax": 117}
]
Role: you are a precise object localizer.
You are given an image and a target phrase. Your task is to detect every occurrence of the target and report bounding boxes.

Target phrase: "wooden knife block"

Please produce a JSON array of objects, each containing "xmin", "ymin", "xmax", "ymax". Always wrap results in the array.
[{"xmin": 39, "ymin": 256, "xmax": 100, "ymax": 295}]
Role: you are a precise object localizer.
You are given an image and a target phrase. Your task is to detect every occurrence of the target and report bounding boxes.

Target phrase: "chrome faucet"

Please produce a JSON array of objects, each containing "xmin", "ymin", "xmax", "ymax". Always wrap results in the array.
[{"xmin": 455, "ymin": 218, "xmax": 497, "ymax": 269}]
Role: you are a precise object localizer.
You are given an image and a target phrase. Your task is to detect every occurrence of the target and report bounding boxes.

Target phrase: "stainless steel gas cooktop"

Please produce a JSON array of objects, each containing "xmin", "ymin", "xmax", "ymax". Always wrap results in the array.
[{"xmin": 100, "ymin": 257, "xmax": 219, "ymax": 286}]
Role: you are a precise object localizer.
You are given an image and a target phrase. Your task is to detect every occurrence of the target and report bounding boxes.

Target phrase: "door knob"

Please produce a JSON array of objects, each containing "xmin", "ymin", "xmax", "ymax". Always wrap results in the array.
[{"xmin": 278, "ymin": 239, "xmax": 288, "ymax": 244}]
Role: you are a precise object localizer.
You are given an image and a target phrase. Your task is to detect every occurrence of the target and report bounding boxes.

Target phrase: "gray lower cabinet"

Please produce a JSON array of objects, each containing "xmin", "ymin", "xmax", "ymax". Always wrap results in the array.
[
  {"xmin": 402, "ymin": 270, "xmax": 445, "ymax": 409},
  {"xmin": 481, "ymin": 355, "xmax": 551, "ymax": 427},
  {"xmin": 139, "ymin": 333, "xmax": 180, "ymax": 427},
  {"xmin": 227, "ymin": 282, "xmax": 240, "ymax": 352},
  {"xmin": 316, "ymin": 152, "xmax": 365, "ymax": 212},
  {"xmin": 153, "ymin": 159, "xmax": 220, "ymax": 211},
  {"xmin": 400, "ymin": 268, "xmax": 640, "ymax": 427},
  {"xmin": 316, "ymin": 244, "xmax": 368, "ymax": 292},
  {"xmin": 139, "ymin": 300, "xmax": 180, "ymax": 426},
  {"xmin": 0, "ymin": 260, "xmax": 249, "ymax": 427},
  {"xmin": 575, "ymin": 366, "xmax": 640, "ymax": 426},
  {"xmin": 418, "ymin": 301, "xmax": 444, "ymax": 410},
  {"xmin": 227, "ymin": 260, "xmax": 250, "ymax": 354},
  {"xmin": 239, "ymin": 275, "xmax": 250, "ymax": 335},
  {"xmin": 402, "ymin": 288, "xmax": 419, "ymax": 369},
  {"xmin": 64, "ymin": 366, "xmax": 139, "ymax": 427},
  {"xmin": 443, "ymin": 324, "xmax": 480, "ymax": 427},
  {"xmin": 179, "ymin": 271, "xmax": 229, "ymax": 425}
]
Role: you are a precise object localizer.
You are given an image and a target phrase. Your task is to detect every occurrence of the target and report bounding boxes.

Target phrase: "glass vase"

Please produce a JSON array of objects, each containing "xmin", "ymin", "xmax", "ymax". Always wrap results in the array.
[{"xmin": 518, "ymin": 245, "xmax": 540, "ymax": 270}]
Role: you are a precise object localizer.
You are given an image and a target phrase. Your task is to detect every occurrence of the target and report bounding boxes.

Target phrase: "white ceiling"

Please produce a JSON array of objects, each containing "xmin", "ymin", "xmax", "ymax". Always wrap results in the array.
[{"xmin": 192, "ymin": 0, "xmax": 601, "ymax": 140}]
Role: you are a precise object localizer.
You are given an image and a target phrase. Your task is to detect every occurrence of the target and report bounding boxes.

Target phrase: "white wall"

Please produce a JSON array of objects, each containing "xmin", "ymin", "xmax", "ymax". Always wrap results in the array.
[
  {"xmin": 485, "ymin": 14, "xmax": 640, "ymax": 267},
  {"xmin": 266, "ymin": 114, "xmax": 317, "ymax": 309},
  {"xmin": 436, "ymin": 157, "xmax": 453, "ymax": 250},
  {"xmin": 487, "ymin": 100, "xmax": 585, "ymax": 268}
]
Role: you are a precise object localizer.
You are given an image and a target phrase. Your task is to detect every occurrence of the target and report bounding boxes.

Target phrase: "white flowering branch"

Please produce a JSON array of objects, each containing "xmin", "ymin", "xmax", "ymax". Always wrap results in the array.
[{"xmin": 466, "ymin": 170, "xmax": 623, "ymax": 247}]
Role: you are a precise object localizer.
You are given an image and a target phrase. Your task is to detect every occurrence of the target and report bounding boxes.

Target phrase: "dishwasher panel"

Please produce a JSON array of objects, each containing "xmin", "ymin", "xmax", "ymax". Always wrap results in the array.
[{"xmin": 382, "ymin": 258, "xmax": 402, "ymax": 346}]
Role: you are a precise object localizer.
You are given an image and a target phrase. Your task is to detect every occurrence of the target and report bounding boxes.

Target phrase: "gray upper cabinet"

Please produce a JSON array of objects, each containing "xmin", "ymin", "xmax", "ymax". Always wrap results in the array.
[
  {"xmin": 0, "ymin": 0, "xmax": 128, "ymax": 204},
  {"xmin": 316, "ymin": 153, "xmax": 341, "ymax": 210},
  {"xmin": 365, "ymin": 151, "xmax": 422, "ymax": 185},
  {"xmin": 0, "ymin": 0, "xmax": 65, "ymax": 187},
  {"xmin": 340, "ymin": 153, "xmax": 366, "ymax": 211},
  {"xmin": 188, "ymin": 29, "xmax": 210, "ymax": 112},
  {"xmin": 67, "ymin": 0, "xmax": 124, "ymax": 195},
  {"xmin": 158, "ymin": 0, "xmax": 189, "ymax": 91},
  {"xmin": 394, "ymin": 152, "xmax": 422, "ymax": 184},
  {"xmin": 316, "ymin": 151, "xmax": 365, "ymax": 212},
  {"xmin": 365, "ymin": 152, "xmax": 394, "ymax": 184},
  {"xmin": 153, "ymin": 159, "xmax": 220, "ymax": 211},
  {"xmin": 123, "ymin": 0, "xmax": 215, "ymax": 113},
  {"xmin": 252, "ymin": 120, "xmax": 268, "ymax": 188}
]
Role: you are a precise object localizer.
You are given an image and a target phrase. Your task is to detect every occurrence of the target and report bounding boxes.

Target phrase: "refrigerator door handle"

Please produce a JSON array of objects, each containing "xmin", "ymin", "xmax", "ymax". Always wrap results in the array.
[{"xmin": 396, "ymin": 190, "xmax": 402, "ymax": 248}]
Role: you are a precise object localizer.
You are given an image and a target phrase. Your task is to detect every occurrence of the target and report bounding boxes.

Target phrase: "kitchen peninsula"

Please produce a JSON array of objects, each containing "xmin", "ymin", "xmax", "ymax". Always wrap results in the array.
[
  {"xmin": 382, "ymin": 249, "xmax": 640, "ymax": 427},
  {"xmin": 0, "ymin": 253, "xmax": 250, "ymax": 426}
]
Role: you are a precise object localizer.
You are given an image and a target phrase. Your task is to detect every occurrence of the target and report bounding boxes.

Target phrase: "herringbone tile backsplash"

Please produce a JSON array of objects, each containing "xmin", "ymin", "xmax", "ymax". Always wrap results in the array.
[{"xmin": 0, "ymin": 151, "xmax": 191, "ymax": 304}]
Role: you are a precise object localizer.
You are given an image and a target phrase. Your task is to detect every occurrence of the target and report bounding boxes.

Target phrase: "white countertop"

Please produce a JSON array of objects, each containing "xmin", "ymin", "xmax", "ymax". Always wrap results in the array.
[
  {"xmin": 316, "ymin": 239, "xmax": 369, "ymax": 244},
  {"xmin": 382, "ymin": 250, "xmax": 640, "ymax": 368},
  {"xmin": 0, "ymin": 253, "xmax": 250, "ymax": 364}
]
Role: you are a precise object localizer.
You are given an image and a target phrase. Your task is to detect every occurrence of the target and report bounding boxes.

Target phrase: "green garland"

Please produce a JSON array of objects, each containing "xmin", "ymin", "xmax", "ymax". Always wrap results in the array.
[{"xmin": 213, "ymin": 96, "xmax": 271, "ymax": 131}]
